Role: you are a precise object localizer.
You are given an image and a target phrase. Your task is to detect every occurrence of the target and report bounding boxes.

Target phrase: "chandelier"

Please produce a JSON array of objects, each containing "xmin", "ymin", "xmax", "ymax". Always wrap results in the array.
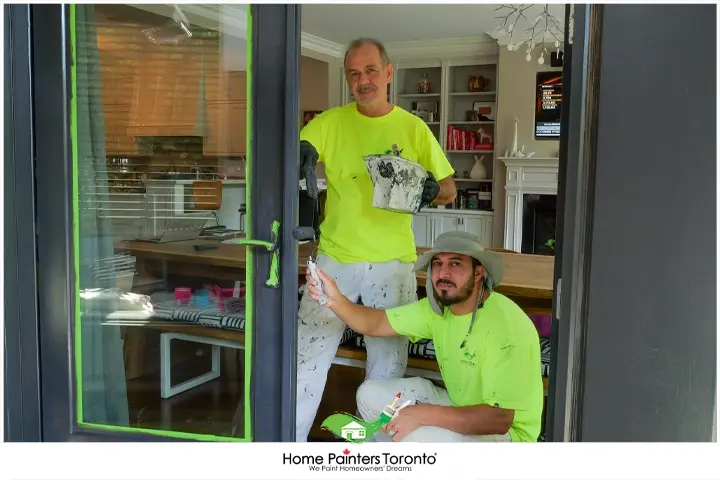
[{"xmin": 493, "ymin": 4, "xmax": 571, "ymax": 65}]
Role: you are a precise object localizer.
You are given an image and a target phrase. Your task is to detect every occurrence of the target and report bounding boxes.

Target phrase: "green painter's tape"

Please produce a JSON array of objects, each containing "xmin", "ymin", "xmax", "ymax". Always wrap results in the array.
[
  {"xmin": 266, "ymin": 220, "xmax": 281, "ymax": 288},
  {"xmin": 243, "ymin": 4, "xmax": 254, "ymax": 442},
  {"xmin": 68, "ymin": 5, "xmax": 253, "ymax": 441},
  {"xmin": 69, "ymin": 4, "xmax": 83, "ymax": 424},
  {"xmin": 78, "ymin": 422, "xmax": 249, "ymax": 442},
  {"xmin": 232, "ymin": 219, "xmax": 280, "ymax": 287},
  {"xmin": 234, "ymin": 239, "xmax": 274, "ymax": 250}
]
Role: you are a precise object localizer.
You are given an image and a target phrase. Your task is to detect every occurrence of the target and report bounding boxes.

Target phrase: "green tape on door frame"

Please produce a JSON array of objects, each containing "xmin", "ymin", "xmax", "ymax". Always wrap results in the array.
[
  {"xmin": 69, "ymin": 4, "xmax": 251, "ymax": 442},
  {"xmin": 70, "ymin": 3, "xmax": 83, "ymax": 426},
  {"xmin": 243, "ymin": 4, "xmax": 254, "ymax": 441}
]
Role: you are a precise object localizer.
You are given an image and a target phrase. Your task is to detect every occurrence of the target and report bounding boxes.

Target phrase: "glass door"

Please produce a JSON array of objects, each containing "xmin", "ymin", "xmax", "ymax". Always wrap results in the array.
[{"xmin": 28, "ymin": 4, "xmax": 300, "ymax": 441}]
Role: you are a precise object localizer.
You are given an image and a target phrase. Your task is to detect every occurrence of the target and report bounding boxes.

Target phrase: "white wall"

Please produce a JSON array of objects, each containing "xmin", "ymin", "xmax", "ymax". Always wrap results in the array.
[{"xmin": 492, "ymin": 45, "xmax": 562, "ymax": 247}]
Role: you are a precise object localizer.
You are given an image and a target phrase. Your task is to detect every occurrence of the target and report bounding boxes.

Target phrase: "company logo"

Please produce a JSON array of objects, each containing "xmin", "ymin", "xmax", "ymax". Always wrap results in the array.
[
  {"xmin": 340, "ymin": 421, "xmax": 367, "ymax": 441},
  {"xmin": 321, "ymin": 413, "xmax": 380, "ymax": 444},
  {"xmin": 282, "ymin": 449, "xmax": 437, "ymax": 473},
  {"xmin": 461, "ymin": 350, "xmax": 477, "ymax": 367}
]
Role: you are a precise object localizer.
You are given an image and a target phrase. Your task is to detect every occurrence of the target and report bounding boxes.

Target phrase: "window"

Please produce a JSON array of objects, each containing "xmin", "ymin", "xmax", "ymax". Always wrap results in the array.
[{"xmin": 72, "ymin": 4, "xmax": 251, "ymax": 441}]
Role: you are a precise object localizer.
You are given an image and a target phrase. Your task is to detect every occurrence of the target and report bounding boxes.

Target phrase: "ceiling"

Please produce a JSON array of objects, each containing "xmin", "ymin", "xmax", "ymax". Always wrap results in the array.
[{"xmin": 301, "ymin": 4, "xmax": 566, "ymax": 46}]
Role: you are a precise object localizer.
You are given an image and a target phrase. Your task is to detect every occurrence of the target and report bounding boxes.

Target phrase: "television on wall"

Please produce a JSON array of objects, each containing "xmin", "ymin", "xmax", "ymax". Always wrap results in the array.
[{"xmin": 534, "ymin": 71, "xmax": 563, "ymax": 139}]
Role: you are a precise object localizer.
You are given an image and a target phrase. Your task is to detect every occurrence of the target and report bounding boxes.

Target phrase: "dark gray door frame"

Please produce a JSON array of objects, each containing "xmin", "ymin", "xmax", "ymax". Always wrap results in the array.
[
  {"xmin": 4, "ymin": 4, "xmax": 43, "ymax": 442},
  {"xmin": 549, "ymin": 4, "xmax": 717, "ymax": 441},
  {"xmin": 10, "ymin": 3, "xmax": 301, "ymax": 442},
  {"xmin": 546, "ymin": 3, "xmax": 600, "ymax": 442}
]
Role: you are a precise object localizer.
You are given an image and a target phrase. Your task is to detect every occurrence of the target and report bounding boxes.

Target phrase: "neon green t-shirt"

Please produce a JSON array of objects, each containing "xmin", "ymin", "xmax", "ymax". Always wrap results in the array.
[
  {"xmin": 385, "ymin": 293, "xmax": 544, "ymax": 442},
  {"xmin": 300, "ymin": 103, "xmax": 454, "ymax": 264}
]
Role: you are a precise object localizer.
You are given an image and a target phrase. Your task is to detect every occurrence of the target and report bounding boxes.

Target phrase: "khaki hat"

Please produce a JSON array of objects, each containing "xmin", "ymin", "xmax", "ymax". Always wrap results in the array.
[{"xmin": 415, "ymin": 231, "xmax": 504, "ymax": 315}]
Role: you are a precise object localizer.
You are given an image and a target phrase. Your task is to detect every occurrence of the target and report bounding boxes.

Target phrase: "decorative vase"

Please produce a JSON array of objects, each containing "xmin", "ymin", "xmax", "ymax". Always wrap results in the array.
[
  {"xmin": 510, "ymin": 117, "xmax": 519, "ymax": 157},
  {"xmin": 417, "ymin": 73, "xmax": 431, "ymax": 94},
  {"xmin": 470, "ymin": 155, "xmax": 488, "ymax": 180}
]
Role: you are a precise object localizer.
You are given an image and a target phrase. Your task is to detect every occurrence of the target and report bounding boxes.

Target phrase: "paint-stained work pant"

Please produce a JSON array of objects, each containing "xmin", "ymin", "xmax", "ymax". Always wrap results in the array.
[
  {"xmin": 295, "ymin": 253, "xmax": 416, "ymax": 442},
  {"xmin": 357, "ymin": 377, "xmax": 512, "ymax": 442}
]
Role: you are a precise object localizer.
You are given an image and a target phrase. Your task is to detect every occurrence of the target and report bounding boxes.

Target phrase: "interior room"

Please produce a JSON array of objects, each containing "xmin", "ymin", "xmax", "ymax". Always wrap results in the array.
[{"xmin": 77, "ymin": 3, "xmax": 564, "ymax": 441}]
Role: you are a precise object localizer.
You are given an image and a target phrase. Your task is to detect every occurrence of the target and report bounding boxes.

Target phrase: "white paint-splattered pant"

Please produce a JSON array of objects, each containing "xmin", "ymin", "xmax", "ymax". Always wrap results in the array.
[
  {"xmin": 295, "ymin": 253, "xmax": 416, "ymax": 442},
  {"xmin": 357, "ymin": 377, "xmax": 512, "ymax": 442}
]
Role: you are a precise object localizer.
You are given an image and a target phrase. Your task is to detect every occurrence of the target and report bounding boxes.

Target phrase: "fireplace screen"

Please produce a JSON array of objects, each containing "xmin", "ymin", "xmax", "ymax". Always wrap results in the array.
[{"xmin": 521, "ymin": 194, "xmax": 557, "ymax": 256}]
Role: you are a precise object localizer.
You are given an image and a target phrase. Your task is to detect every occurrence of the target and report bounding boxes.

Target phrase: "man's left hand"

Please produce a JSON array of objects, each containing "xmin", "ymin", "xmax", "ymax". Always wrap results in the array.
[
  {"xmin": 418, "ymin": 172, "xmax": 440, "ymax": 210},
  {"xmin": 382, "ymin": 404, "xmax": 433, "ymax": 442}
]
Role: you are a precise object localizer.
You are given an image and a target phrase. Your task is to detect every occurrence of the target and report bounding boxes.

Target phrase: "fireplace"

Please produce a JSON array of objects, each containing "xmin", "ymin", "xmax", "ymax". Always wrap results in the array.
[
  {"xmin": 500, "ymin": 157, "xmax": 559, "ymax": 253},
  {"xmin": 521, "ymin": 194, "xmax": 556, "ymax": 256}
]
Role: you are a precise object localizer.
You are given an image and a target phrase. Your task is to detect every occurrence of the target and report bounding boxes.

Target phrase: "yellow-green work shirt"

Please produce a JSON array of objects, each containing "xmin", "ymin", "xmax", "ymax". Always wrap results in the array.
[
  {"xmin": 300, "ymin": 102, "xmax": 454, "ymax": 264},
  {"xmin": 386, "ymin": 293, "xmax": 545, "ymax": 442}
]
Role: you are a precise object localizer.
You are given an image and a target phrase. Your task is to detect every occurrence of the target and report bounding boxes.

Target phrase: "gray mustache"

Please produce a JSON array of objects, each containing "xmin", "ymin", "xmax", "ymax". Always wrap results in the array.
[{"xmin": 357, "ymin": 85, "xmax": 376, "ymax": 93}]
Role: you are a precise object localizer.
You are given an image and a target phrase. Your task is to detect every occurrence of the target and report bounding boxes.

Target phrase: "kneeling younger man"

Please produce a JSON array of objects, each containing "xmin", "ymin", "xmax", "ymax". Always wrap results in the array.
[{"xmin": 305, "ymin": 231, "xmax": 544, "ymax": 442}]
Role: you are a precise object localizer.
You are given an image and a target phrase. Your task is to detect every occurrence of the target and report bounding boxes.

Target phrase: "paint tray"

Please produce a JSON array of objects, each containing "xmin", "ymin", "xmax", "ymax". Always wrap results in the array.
[{"xmin": 364, "ymin": 154, "xmax": 428, "ymax": 214}]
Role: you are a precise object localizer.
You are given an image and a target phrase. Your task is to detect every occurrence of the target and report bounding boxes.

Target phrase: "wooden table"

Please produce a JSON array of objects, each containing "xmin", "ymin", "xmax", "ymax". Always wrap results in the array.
[{"xmin": 116, "ymin": 238, "xmax": 555, "ymax": 300}]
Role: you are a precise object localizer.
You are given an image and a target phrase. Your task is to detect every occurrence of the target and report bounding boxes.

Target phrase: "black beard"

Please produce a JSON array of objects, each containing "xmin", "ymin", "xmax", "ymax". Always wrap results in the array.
[{"xmin": 433, "ymin": 276, "xmax": 476, "ymax": 308}]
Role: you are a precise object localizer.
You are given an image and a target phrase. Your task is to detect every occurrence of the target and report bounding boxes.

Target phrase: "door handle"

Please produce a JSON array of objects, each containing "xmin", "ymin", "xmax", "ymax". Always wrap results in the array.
[{"xmin": 231, "ymin": 220, "xmax": 280, "ymax": 288}]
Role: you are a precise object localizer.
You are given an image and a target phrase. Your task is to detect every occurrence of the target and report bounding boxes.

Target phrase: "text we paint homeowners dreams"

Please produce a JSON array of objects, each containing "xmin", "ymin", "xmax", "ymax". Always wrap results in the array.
[{"xmin": 283, "ymin": 450, "xmax": 438, "ymax": 473}]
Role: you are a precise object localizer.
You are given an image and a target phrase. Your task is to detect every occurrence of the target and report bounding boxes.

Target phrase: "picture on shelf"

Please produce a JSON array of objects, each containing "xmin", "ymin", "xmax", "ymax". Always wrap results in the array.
[
  {"xmin": 415, "ymin": 101, "xmax": 437, "ymax": 113},
  {"xmin": 472, "ymin": 101, "xmax": 495, "ymax": 120},
  {"xmin": 302, "ymin": 110, "xmax": 323, "ymax": 127}
]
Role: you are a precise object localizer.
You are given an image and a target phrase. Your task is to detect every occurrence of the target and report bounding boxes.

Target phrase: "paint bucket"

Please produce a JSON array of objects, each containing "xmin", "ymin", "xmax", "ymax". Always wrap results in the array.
[{"xmin": 364, "ymin": 154, "xmax": 428, "ymax": 214}]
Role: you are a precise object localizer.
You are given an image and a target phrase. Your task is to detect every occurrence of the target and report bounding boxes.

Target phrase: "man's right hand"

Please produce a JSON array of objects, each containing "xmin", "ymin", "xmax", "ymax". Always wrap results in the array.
[
  {"xmin": 305, "ymin": 266, "xmax": 342, "ymax": 309},
  {"xmin": 300, "ymin": 140, "xmax": 320, "ymax": 199}
]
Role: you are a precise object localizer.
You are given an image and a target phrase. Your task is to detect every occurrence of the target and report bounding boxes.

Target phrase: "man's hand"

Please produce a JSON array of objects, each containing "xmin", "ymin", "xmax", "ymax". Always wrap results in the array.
[
  {"xmin": 418, "ymin": 171, "xmax": 441, "ymax": 210},
  {"xmin": 300, "ymin": 140, "xmax": 320, "ymax": 199},
  {"xmin": 305, "ymin": 266, "xmax": 342, "ymax": 308},
  {"xmin": 382, "ymin": 404, "xmax": 434, "ymax": 442}
]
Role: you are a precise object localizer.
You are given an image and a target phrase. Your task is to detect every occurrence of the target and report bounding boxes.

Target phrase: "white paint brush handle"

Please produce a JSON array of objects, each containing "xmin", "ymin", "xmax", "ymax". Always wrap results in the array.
[{"xmin": 307, "ymin": 259, "xmax": 327, "ymax": 306}]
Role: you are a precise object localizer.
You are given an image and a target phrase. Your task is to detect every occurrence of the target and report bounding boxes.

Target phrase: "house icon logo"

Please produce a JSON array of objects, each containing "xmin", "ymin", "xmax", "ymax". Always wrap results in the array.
[{"xmin": 340, "ymin": 421, "xmax": 367, "ymax": 441}]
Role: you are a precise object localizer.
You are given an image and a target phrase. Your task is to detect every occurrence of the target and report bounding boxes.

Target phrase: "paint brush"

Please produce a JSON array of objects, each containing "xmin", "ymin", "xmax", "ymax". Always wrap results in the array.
[{"xmin": 378, "ymin": 392, "xmax": 402, "ymax": 425}]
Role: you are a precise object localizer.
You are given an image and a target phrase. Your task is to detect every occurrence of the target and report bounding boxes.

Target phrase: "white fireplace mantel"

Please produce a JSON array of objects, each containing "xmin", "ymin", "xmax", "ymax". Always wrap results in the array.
[{"xmin": 500, "ymin": 157, "xmax": 559, "ymax": 252}]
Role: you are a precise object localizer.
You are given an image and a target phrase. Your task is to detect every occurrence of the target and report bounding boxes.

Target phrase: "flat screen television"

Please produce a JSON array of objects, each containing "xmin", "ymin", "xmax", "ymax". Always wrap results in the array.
[{"xmin": 534, "ymin": 71, "xmax": 563, "ymax": 139}]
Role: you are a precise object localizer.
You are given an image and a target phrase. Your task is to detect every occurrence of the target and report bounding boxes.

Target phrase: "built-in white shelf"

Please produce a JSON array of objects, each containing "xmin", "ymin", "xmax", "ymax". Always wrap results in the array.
[
  {"xmin": 397, "ymin": 93, "xmax": 441, "ymax": 98},
  {"xmin": 454, "ymin": 178, "xmax": 493, "ymax": 183},
  {"xmin": 448, "ymin": 120, "xmax": 494, "ymax": 125},
  {"xmin": 420, "ymin": 208, "xmax": 493, "ymax": 215},
  {"xmin": 446, "ymin": 150, "xmax": 494, "ymax": 154},
  {"xmin": 448, "ymin": 91, "xmax": 496, "ymax": 96}
]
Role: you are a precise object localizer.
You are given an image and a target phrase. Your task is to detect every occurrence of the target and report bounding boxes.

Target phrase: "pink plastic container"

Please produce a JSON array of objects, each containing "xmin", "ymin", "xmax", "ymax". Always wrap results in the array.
[
  {"xmin": 175, "ymin": 287, "xmax": 192, "ymax": 305},
  {"xmin": 530, "ymin": 314, "xmax": 552, "ymax": 338}
]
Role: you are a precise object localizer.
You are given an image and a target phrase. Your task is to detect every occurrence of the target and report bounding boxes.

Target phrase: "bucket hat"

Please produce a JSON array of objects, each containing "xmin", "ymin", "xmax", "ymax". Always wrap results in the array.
[{"xmin": 415, "ymin": 231, "xmax": 504, "ymax": 316}]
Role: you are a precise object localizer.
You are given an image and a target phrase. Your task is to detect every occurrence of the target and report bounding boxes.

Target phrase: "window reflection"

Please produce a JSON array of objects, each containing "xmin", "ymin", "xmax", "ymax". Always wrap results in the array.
[{"xmin": 74, "ymin": 4, "xmax": 250, "ymax": 440}]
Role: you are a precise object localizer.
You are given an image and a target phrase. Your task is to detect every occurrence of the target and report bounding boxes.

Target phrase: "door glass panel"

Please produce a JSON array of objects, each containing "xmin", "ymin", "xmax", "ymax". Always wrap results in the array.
[{"xmin": 71, "ymin": 4, "xmax": 251, "ymax": 440}]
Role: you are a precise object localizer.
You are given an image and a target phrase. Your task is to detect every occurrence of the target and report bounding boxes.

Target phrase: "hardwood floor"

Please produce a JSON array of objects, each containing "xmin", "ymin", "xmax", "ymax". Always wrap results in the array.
[
  {"xmin": 124, "ymin": 343, "xmax": 363, "ymax": 441},
  {"xmin": 126, "ymin": 347, "xmax": 244, "ymax": 438}
]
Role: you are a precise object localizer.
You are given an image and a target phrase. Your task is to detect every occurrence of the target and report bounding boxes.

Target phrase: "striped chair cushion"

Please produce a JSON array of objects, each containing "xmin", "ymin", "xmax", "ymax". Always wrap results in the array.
[
  {"xmin": 151, "ymin": 298, "xmax": 552, "ymax": 376},
  {"xmin": 353, "ymin": 334, "xmax": 552, "ymax": 376}
]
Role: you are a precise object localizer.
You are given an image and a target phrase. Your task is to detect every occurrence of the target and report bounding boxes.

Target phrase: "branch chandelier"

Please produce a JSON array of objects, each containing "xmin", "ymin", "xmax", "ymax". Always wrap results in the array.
[{"xmin": 493, "ymin": 4, "xmax": 572, "ymax": 65}]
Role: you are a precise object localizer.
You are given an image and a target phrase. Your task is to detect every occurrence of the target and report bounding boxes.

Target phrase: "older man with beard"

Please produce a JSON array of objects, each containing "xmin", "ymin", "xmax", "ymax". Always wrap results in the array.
[{"xmin": 304, "ymin": 231, "xmax": 544, "ymax": 443}]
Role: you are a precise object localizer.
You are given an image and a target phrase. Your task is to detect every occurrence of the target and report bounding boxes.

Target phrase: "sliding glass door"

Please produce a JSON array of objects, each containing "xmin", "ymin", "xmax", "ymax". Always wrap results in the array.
[{"xmin": 14, "ymin": 4, "xmax": 300, "ymax": 441}]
